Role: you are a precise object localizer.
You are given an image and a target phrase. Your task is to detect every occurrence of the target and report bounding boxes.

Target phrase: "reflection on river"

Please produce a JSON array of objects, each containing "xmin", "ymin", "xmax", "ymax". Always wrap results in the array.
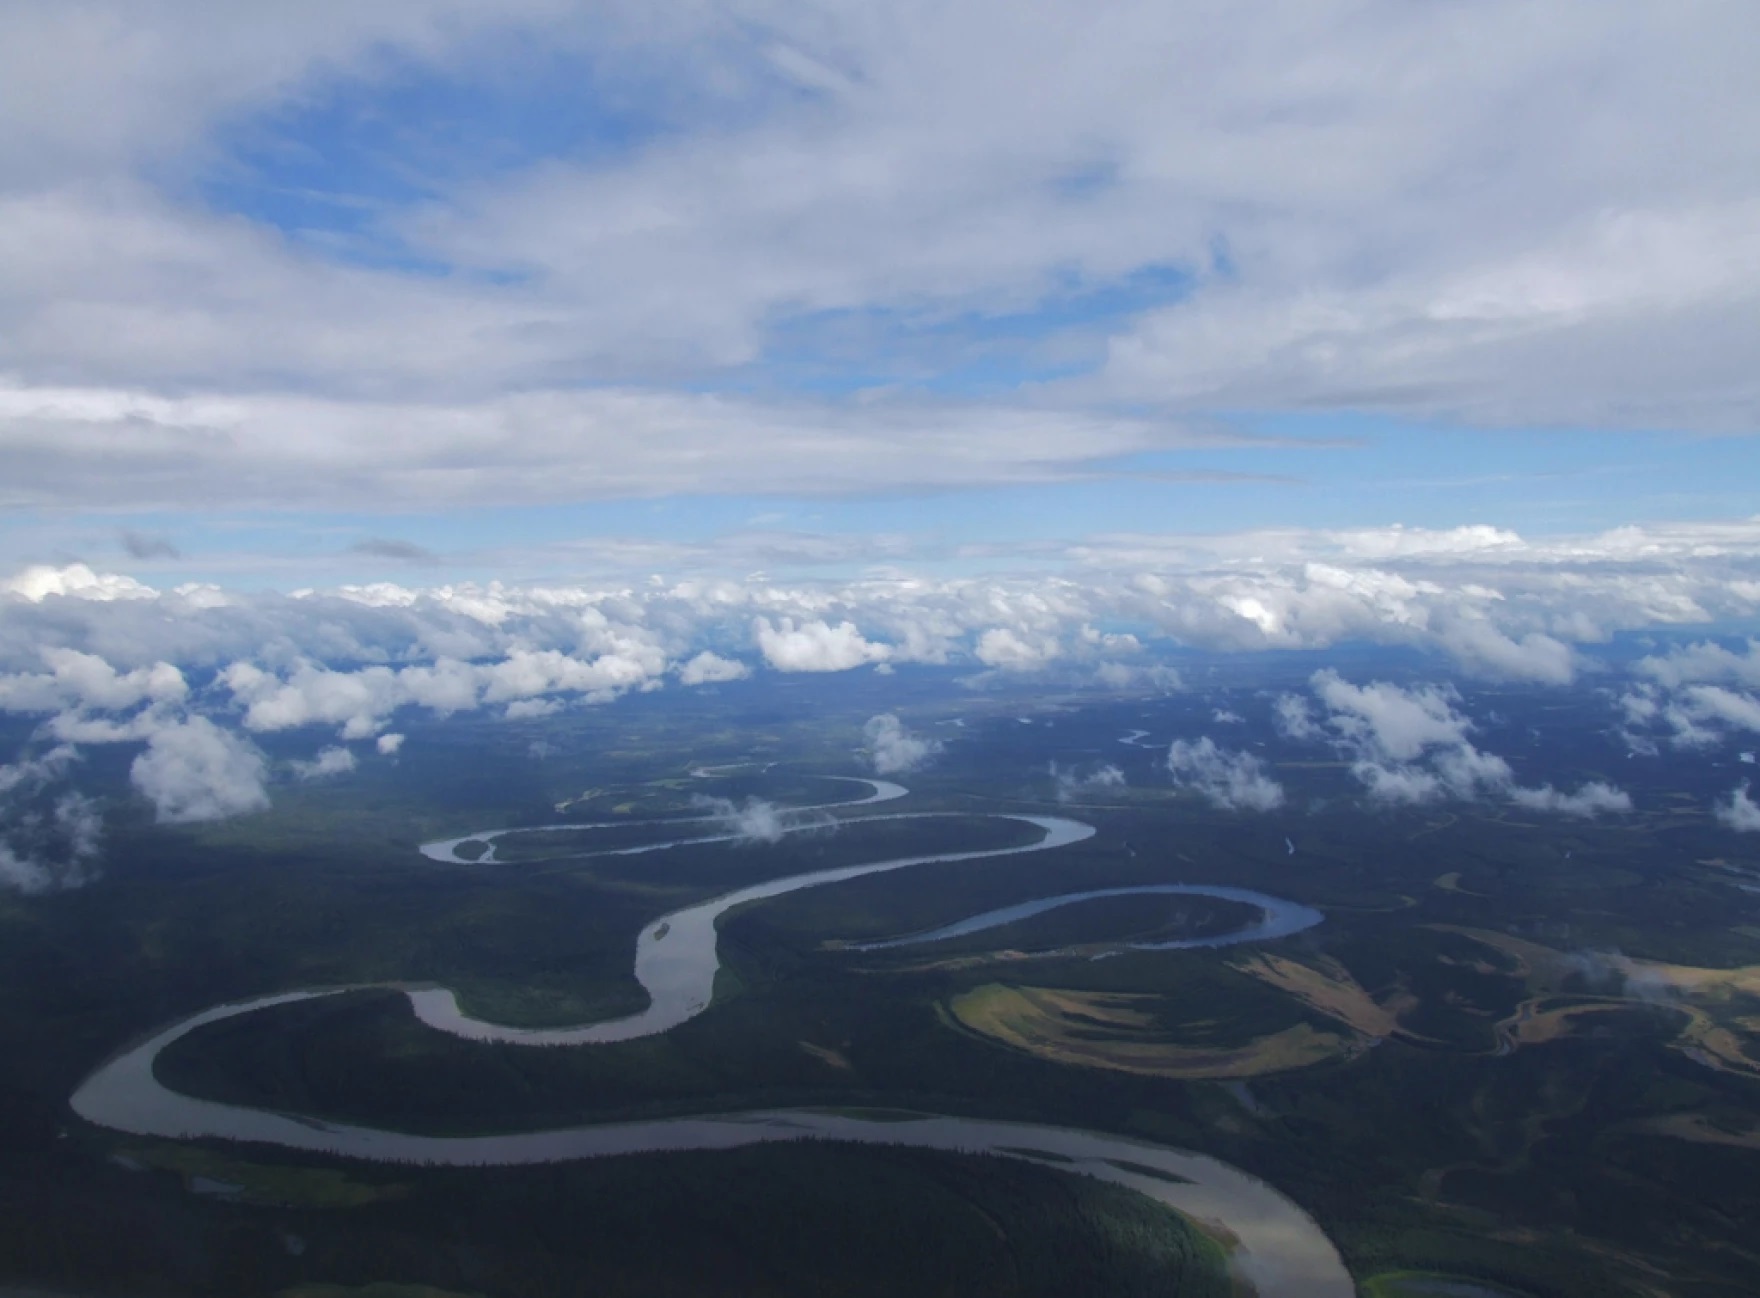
[
  {"xmin": 420, "ymin": 776, "xmax": 908, "ymax": 865},
  {"xmin": 70, "ymin": 777, "xmax": 1350, "ymax": 1298},
  {"xmin": 412, "ymin": 810, "xmax": 1095, "ymax": 1045},
  {"xmin": 851, "ymin": 883, "xmax": 1324, "ymax": 952},
  {"xmin": 72, "ymin": 990, "xmax": 1351, "ymax": 1298}
]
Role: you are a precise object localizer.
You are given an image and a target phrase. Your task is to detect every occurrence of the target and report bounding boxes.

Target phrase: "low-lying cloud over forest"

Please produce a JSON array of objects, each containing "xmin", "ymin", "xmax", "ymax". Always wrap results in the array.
[{"xmin": 3, "ymin": 542, "xmax": 1757, "ymax": 889}]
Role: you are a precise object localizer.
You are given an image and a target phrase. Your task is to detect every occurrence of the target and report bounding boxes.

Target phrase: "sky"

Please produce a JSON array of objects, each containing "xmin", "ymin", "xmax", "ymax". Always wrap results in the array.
[{"xmin": 2, "ymin": 1, "xmax": 1759, "ymax": 874}]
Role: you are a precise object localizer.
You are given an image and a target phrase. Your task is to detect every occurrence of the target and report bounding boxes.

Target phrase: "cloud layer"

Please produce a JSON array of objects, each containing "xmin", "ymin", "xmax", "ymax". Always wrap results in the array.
[
  {"xmin": 0, "ymin": 3, "xmax": 1756, "ymax": 515},
  {"xmin": 2, "ymin": 514, "xmax": 1757, "ymax": 851}
]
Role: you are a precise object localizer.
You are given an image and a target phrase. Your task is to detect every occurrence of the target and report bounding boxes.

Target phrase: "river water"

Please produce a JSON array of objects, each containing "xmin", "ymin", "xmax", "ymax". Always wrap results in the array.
[
  {"xmin": 850, "ymin": 882, "xmax": 1323, "ymax": 952},
  {"xmin": 70, "ymin": 777, "xmax": 1351, "ymax": 1297},
  {"xmin": 409, "ymin": 811, "xmax": 1094, "ymax": 1045}
]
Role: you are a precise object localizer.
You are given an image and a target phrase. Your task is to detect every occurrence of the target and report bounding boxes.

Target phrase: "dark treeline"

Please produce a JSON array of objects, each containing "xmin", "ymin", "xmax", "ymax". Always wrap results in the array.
[{"xmin": 0, "ymin": 1139, "xmax": 1229, "ymax": 1298}]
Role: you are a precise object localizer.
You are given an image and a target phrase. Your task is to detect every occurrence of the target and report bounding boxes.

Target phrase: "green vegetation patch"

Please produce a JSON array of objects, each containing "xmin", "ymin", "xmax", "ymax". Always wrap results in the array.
[{"xmin": 119, "ymin": 1142, "xmax": 403, "ymax": 1208}]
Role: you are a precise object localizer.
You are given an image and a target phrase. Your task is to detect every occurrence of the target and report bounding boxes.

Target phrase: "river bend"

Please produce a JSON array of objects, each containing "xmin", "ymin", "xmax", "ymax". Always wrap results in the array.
[{"xmin": 70, "ymin": 777, "xmax": 1350, "ymax": 1297}]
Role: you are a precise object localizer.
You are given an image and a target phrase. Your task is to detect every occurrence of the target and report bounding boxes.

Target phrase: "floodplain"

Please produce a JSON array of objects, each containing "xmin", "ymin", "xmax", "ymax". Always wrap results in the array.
[{"xmin": 4, "ymin": 669, "xmax": 1760, "ymax": 1295}]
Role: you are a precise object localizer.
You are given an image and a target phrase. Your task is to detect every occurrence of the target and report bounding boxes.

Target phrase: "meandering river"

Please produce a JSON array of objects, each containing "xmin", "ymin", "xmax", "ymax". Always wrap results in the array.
[
  {"xmin": 411, "ymin": 809, "xmax": 1093, "ymax": 1045},
  {"xmin": 70, "ymin": 776, "xmax": 1350, "ymax": 1297},
  {"xmin": 850, "ymin": 882, "xmax": 1323, "ymax": 952}
]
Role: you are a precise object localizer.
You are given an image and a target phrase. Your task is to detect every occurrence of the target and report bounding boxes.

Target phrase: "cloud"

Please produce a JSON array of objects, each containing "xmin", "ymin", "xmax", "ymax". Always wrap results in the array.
[
  {"xmin": 1678, "ymin": 685, "xmax": 1760, "ymax": 734},
  {"xmin": 1052, "ymin": 762, "xmax": 1126, "ymax": 802},
  {"xmin": 129, "ymin": 717, "xmax": 270, "ymax": 824},
  {"xmin": 1093, "ymin": 661, "xmax": 1182, "ymax": 691},
  {"xmin": 480, "ymin": 646, "xmax": 664, "ymax": 704},
  {"xmin": 290, "ymin": 745, "xmax": 357, "ymax": 781},
  {"xmin": 864, "ymin": 714, "xmax": 942, "ymax": 776},
  {"xmin": 349, "ymin": 538, "xmax": 439, "ymax": 564},
  {"xmin": 0, "ymin": 794, "xmax": 102, "ymax": 895},
  {"xmin": 0, "ymin": 533, "xmax": 1746, "ymax": 834},
  {"xmin": 1717, "ymin": 783, "xmax": 1760, "ymax": 833},
  {"xmin": 0, "ymin": 3, "xmax": 1753, "ymax": 530},
  {"xmin": 974, "ymin": 628, "xmax": 1058, "ymax": 671},
  {"xmin": 678, "ymin": 651, "xmax": 749, "ymax": 686},
  {"xmin": 0, "ymin": 379, "xmax": 1212, "ymax": 513},
  {"xmin": 1510, "ymin": 781, "xmax": 1633, "ymax": 819},
  {"xmin": 375, "ymin": 732, "xmax": 405, "ymax": 755},
  {"xmin": 219, "ymin": 639, "xmax": 667, "ymax": 739},
  {"xmin": 223, "ymin": 661, "xmax": 412, "ymax": 739},
  {"xmin": 690, "ymin": 795, "xmax": 830, "ymax": 845},
  {"xmin": 5, "ymin": 514, "xmax": 1760, "ymax": 691},
  {"xmin": 1311, "ymin": 671, "xmax": 1472, "ymax": 763},
  {"xmin": 1211, "ymin": 708, "xmax": 1243, "ymax": 725},
  {"xmin": 0, "ymin": 648, "xmax": 187, "ymax": 715},
  {"xmin": 120, "ymin": 529, "xmax": 180, "ymax": 560},
  {"xmin": 1621, "ymin": 644, "xmax": 1760, "ymax": 749},
  {"xmin": 1165, "ymin": 737, "xmax": 1284, "ymax": 812},
  {"xmin": 1639, "ymin": 640, "xmax": 1760, "ymax": 689},
  {"xmin": 1306, "ymin": 670, "xmax": 1630, "ymax": 815},
  {"xmin": 1103, "ymin": 199, "xmax": 1760, "ymax": 435},
  {"xmin": 1434, "ymin": 620, "xmax": 1575, "ymax": 685},
  {"xmin": 756, "ymin": 618, "xmax": 890, "ymax": 672},
  {"xmin": 0, "ymin": 745, "xmax": 101, "ymax": 894},
  {"xmin": 1348, "ymin": 761, "xmax": 1445, "ymax": 806},
  {"xmin": 0, "ymin": 745, "xmax": 79, "ymax": 797},
  {"xmin": 2, "ymin": 564, "xmax": 155, "ymax": 602}
]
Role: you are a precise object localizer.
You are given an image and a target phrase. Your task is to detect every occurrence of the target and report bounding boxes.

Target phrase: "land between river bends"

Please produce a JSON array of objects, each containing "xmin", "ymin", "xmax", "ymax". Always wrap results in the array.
[{"xmin": 70, "ymin": 778, "xmax": 1353, "ymax": 1297}]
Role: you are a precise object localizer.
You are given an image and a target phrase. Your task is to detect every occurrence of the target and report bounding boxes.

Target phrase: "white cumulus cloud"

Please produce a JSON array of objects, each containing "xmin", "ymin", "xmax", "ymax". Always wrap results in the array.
[
  {"xmin": 1620, "ymin": 644, "xmax": 1760, "ymax": 750},
  {"xmin": 756, "ymin": 618, "xmax": 890, "ymax": 672},
  {"xmin": 1716, "ymin": 783, "xmax": 1760, "ymax": 833},
  {"xmin": 1510, "ymin": 781, "xmax": 1634, "ymax": 819},
  {"xmin": 1166, "ymin": 737, "xmax": 1285, "ymax": 812},
  {"xmin": 1052, "ymin": 762, "xmax": 1126, "ymax": 803},
  {"xmin": 290, "ymin": 746, "xmax": 357, "ymax": 781},
  {"xmin": 130, "ymin": 717, "xmax": 270, "ymax": 824},
  {"xmin": 864, "ymin": 714, "xmax": 942, "ymax": 776},
  {"xmin": 974, "ymin": 628, "xmax": 1058, "ymax": 672},
  {"xmin": 1306, "ymin": 671, "xmax": 1630, "ymax": 816},
  {"xmin": 678, "ymin": 651, "xmax": 749, "ymax": 685}
]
